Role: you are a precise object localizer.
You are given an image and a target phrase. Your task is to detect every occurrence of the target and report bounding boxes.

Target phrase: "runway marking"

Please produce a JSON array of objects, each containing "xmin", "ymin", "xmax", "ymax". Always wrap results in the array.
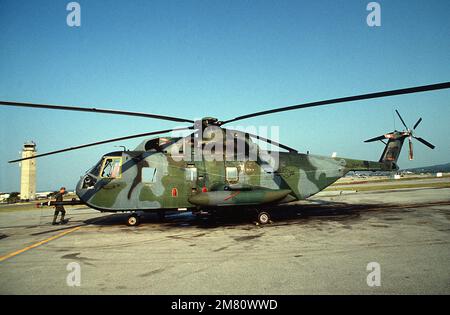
[{"xmin": 0, "ymin": 226, "xmax": 82, "ymax": 263}]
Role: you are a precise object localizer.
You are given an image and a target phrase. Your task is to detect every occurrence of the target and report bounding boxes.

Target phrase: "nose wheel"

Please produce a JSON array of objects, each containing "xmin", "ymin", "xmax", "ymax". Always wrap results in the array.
[
  {"xmin": 256, "ymin": 211, "xmax": 271, "ymax": 225},
  {"xmin": 126, "ymin": 213, "xmax": 141, "ymax": 226}
]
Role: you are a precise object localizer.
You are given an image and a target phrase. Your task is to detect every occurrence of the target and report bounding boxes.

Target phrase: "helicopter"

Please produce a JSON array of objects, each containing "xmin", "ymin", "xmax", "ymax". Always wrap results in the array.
[{"xmin": 1, "ymin": 82, "xmax": 448, "ymax": 226}]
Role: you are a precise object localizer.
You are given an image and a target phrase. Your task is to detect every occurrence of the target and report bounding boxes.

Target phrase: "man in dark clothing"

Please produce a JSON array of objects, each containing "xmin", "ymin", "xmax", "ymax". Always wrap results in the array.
[{"xmin": 52, "ymin": 187, "xmax": 67, "ymax": 225}]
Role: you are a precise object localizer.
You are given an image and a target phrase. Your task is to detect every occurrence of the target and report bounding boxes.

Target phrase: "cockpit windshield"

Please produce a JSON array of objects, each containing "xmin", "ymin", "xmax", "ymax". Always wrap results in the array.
[
  {"xmin": 86, "ymin": 152, "xmax": 123, "ymax": 177},
  {"xmin": 87, "ymin": 159, "xmax": 103, "ymax": 176}
]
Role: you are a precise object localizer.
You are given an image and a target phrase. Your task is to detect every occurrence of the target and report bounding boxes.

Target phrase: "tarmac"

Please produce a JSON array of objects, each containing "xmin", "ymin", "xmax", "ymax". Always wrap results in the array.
[{"xmin": 0, "ymin": 183, "xmax": 449, "ymax": 294}]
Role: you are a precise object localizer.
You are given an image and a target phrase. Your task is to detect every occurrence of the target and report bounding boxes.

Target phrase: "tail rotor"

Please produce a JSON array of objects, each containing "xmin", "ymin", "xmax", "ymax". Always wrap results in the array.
[{"xmin": 364, "ymin": 109, "xmax": 435, "ymax": 162}]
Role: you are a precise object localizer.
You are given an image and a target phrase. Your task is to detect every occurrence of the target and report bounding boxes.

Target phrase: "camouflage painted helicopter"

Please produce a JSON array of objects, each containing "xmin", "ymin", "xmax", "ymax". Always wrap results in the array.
[{"xmin": 1, "ymin": 82, "xmax": 448, "ymax": 226}]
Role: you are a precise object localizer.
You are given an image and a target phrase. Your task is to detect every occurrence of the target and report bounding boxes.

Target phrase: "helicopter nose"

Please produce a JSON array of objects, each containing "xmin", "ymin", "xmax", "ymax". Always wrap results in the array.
[
  {"xmin": 76, "ymin": 174, "xmax": 97, "ymax": 195},
  {"xmin": 76, "ymin": 176, "xmax": 85, "ymax": 195},
  {"xmin": 75, "ymin": 177, "xmax": 84, "ymax": 199},
  {"xmin": 81, "ymin": 174, "xmax": 97, "ymax": 189},
  {"xmin": 76, "ymin": 174, "xmax": 99, "ymax": 203}
]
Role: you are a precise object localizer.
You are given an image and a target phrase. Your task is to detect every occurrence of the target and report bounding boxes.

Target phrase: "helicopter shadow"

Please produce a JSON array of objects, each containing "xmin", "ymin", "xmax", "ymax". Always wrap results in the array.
[{"xmin": 82, "ymin": 200, "xmax": 396, "ymax": 229}]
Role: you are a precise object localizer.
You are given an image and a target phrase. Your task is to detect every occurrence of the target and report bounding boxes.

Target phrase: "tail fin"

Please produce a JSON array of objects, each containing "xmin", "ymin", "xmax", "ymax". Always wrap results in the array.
[
  {"xmin": 364, "ymin": 110, "xmax": 435, "ymax": 171},
  {"xmin": 365, "ymin": 131, "xmax": 408, "ymax": 170},
  {"xmin": 379, "ymin": 135, "xmax": 406, "ymax": 166}
]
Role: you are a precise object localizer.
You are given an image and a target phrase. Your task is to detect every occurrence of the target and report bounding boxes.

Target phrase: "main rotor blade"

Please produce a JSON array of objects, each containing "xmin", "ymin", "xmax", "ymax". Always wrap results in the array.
[
  {"xmin": 0, "ymin": 101, "xmax": 194, "ymax": 124},
  {"xmin": 247, "ymin": 132, "xmax": 298, "ymax": 153},
  {"xmin": 413, "ymin": 117, "xmax": 422, "ymax": 130},
  {"xmin": 395, "ymin": 109, "xmax": 409, "ymax": 130},
  {"xmin": 224, "ymin": 128, "xmax": 298, "ymax": 153},
  {"xmin": 413, "ymin": 136, "xmax": 435, "ymax": 150},
  {"xmin": 8, "ymin": 126, "xmax": 194, "ymax": 163},
  {"xmin": 364, "ymin": 135, "xmax": 386, "ymax": 143},
  {"xmin": 221, "ymin": 82, "xmax": 450, "ymax": 125}
]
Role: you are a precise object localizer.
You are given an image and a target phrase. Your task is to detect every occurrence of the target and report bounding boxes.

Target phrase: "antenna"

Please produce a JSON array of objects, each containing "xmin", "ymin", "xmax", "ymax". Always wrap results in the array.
[{"xmin": 114, "ymin": 145, "xmax": 127, "ymax": 151}]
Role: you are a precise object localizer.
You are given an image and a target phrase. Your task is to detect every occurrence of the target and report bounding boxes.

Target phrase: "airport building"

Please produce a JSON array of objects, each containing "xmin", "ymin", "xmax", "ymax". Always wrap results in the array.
[{"xmin": 20, "ymin": 141, "xmax": 37, "ymax": 201}]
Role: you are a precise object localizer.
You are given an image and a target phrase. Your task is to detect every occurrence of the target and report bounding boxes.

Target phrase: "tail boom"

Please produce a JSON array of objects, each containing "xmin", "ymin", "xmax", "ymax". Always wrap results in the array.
[{"xmin": 343, "ymin": 158, "xmax": 398, "ymax": 172}]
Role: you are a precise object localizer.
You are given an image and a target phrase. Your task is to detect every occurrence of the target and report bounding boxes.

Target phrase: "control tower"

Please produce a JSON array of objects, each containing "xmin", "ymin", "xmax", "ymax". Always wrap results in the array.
[{"xmin": 20, "ymin": 141, "xmax": 37, "ymax": 201}]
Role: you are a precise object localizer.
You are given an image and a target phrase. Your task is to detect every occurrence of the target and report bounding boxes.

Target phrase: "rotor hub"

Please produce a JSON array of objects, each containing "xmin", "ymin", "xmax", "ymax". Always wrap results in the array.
[{"xmin": 195, "ymin": 117, "xmax": 222, "ymax": 129}]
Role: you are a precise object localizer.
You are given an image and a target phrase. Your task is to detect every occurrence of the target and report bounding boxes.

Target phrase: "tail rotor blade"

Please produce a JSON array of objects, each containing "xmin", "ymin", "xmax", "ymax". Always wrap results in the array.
[
  {"xmin": 408, "ymin": 138, "xmax": 414, "ymax": 160},
  {"xmin": 395, "ymin": 109, "xmax": 409, "ymax": 130},
  {"xmin": 413, "ymin": 136, "xmax": 435, "ymax": 149},
  {"xmin": 413, "ymin": 117, "xmax": 422, "ymax": 130},
  {"xmin": 364, "ymin": 135, "xmax": 386, "ymax": 143}
]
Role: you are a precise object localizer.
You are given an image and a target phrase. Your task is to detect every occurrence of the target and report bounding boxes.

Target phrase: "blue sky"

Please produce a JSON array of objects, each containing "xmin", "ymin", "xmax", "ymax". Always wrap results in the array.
[{"xmin": 0, "ymin": 0, "xmax": 449, "ymax": 192}]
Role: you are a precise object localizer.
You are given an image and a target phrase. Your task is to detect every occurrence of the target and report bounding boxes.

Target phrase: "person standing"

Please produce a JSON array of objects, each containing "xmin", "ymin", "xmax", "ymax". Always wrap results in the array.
[{"xmin": 52, "ymin": 187, "xmax": 67, "ymax": 225}]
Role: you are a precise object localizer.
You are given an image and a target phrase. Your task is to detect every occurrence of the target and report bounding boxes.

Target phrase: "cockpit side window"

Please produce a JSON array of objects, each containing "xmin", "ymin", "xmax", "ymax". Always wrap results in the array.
[{"xmin": 100, "ymin": 157, "xmax": 122, "ymax": 178}]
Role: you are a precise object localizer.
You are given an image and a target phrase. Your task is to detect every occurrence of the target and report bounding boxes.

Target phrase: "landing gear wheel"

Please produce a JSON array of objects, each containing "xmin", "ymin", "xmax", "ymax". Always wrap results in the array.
[
  {"xmin": 257, "ymin": 211, "xmax": 271, "ymax": 225},
  {"xmin": 127, "ymin": 214, "xmax": 141, "ymax": 226}
]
